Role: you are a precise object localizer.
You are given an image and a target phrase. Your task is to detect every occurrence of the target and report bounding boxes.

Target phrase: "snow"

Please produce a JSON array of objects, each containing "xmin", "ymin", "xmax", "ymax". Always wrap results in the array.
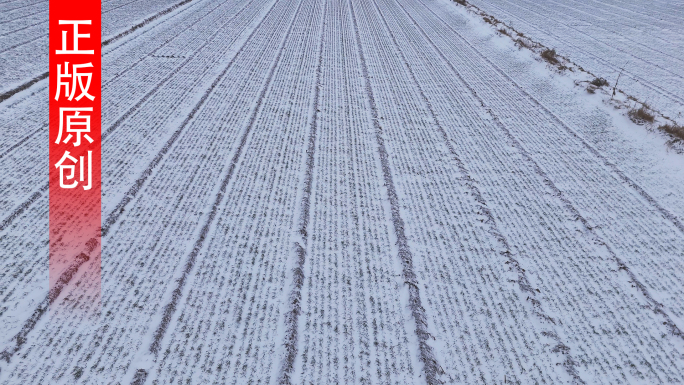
[
  {"xmin": 464, "ymin": 0, "xmax": 684, "ymax": 123},
  {"xmin": 1, "ymin": 0, "xmax": 683, "ymax": 383}
]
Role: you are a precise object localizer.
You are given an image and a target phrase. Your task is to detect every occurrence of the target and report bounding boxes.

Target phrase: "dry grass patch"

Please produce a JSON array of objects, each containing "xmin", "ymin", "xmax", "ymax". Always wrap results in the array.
[
  {"xmin": 515, "ymin": 38, "xmax": 530, "ymax": 49},
  {"xmin": 659, "ymin": 123, "xmax": 684, "ymax": 142},
  {"xmin": 628, "ymin": 105, "xmax": 655, "ymax": 124},
  {"xmin": 541, "ymin": 48, "xmax": 559, "ymax": 65},
  {"xmin": 591, "ymin": 77, "xmax": 609, "ymax": 87}
]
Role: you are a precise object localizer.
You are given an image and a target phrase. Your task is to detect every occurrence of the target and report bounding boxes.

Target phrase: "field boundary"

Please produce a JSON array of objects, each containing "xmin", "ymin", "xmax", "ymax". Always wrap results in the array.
[{"xmin": 447, "ymin": 0, "xmax": 684, "ymax": 149}]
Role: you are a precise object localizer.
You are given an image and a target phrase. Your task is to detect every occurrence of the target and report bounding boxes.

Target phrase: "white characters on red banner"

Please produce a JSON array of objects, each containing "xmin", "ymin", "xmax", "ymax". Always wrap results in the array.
[
  {"xmin": 56, "ymin": 107, "xmax": 94, "ymax": 146},
  {"xmin": 55, "ymin": 20, "xmax": 94, "ymax": 55},
  {"xmin": 55, "ymin": 62, "xmax": 94, "ymax": 101},
  {"xmin": 55, "ymin": 150, "xmax": 92, "ymax": 190},
  {"xmin": 54, "ymin": 20, "xmax": 96, "ymax": 190}
]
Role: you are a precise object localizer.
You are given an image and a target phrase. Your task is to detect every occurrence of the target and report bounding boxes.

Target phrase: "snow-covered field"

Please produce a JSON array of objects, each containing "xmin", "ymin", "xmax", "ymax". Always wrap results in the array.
[
  {"xmin": 465, "ymin": 0, "xmax": 684, "ymax": 122},
  {"xmin": 1, "ymin": 0, "xmax": 684, "ymax": 384}
]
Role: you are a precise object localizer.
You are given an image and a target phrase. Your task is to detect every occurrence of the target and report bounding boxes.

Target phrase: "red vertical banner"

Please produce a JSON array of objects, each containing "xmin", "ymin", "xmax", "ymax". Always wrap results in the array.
[{"xmin": 49, "ymin": 1, "xmax": 101, "ymax": 310}]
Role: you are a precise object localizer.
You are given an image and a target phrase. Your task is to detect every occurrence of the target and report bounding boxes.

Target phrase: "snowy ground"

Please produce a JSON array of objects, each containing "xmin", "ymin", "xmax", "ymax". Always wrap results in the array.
[
  {"xmin": 465, "ymin": 0, "xmax": 684, "ymax": 123},
  {"xmin": 1, "ymin": 0, "xmax": 684, "ymax": 384}
]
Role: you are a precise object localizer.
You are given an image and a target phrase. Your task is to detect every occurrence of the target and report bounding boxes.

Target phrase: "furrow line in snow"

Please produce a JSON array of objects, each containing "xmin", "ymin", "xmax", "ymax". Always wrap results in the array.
[
  {"xmin": 0, "ymin": 0, "xmax": 254, "ymax": 233},
  {"xmin": 0, "ymin": 18, "xmax": 45, "ymax": 38},
  {"xmin": 276, "ymin": 0, "xmax": 327, "ymax": 383},
  {"xmin": 0, "ymin": 0, "xmax": 270, "ymax": 339},
  {"xmin": 294, "ymin": 1, "xmax": 416, "ymax": 382},
  {"xmin": 375, "ymin": 0, "xmax": 684, "ymax": 382},
  {"xmin": 399, "ymin": 0, "xmax": 684, "ymax": 380},
  {"xmin": 0, "ymin": 124, "xmax": 43, "ymax": 161},
  {"xmin": 0, "ymin": 251, "xmax": 91, "ymax": 370},
  {"xmin": 0, "ymin": 189, "xmax": 43, "ymax": 234},
  {"xmin": 0, "ymin": 0, "xmax": 46, "ymax": 6},
  {"xmin": 0, "ymin": 0, "xmax": 162, "ymax": 39},
  {"xmin": 75, "ymin": 0, "xmax": 300, "ymax": 379},
  {"xmin": 0, "ymin": 0, "xmax": 211, "ymax": 136},
  {"xmin": 100, "ymin": 0, "xmax": 260, "ymax": 237},
  {"xmin": 349, "ymin": 0, "xmax": 443, "ymax": 383},
  {"xmin": 484, "ymin": 0, "xmax": 684, "ymax": 82},
  {"xmin": 99, "ymin": 0, "xmax": 251, "ymax": 141},
  {"xmin": 0, "ymin": 31, "xmax": 43, "ymax": 55},
  {"xmin": 0, "ymin": 0, "xmax": 240, "ymax": 168},
  {"xmin": 488, "ymin": 0, "xmax": 684, "ymax": 67},
  {"xmin": 424, "ymin": 0, "xmax": 684, "ymax": 237},
  {"xmin": 0, "ymin": 72, "xmax": 48, "ymax": 104},
  {"xmin": 0, "ymin": 0, "xmax": 127, "ymax": 22},
  {"xmin": 0, "ymin": 0, "xmax": 130, "ymax": 26},
  {"xmin": 129, "ymin": 0, "xmax": 305, "ymax": 382},
  {"xmin": 562, "ymin": 0, "xmax": 684, "ymax": 34},
  {"xmin": 376, "ymin": 0, "xmax": 584, "ymax": 382},
  {"xmin": 146, "ymin": 0, "xmax": 324, "ymax": 382},
  {"xmin": 601, "ymin": 0, "xmax": 684, "ymax": 25},
  {"xmin": 528, "ymin": 0, "xmax": 684, "ymax": 64},
  {"xmin": 100, "ymin": 0, "xmax": 236, "ymax": 89},
  {"xmin": 407, "ymin": 0, "xmax": 684, "ymax": 347},
  {"xmin": 0, "ymin": 0, "xmax": 35, "ymax": 6},
  {"xmin": 0, "ymin": 0, "xmax": 200, "ymax": 102},
  {"xmin": 101, "ymin": 0, "xmax": 168, "ymax": 19},
  {"xmin": 100, "ymin": 0, "xmax": 196, "ymax": 47},
  {"xmin": 0, "ymin": 0, "xmax": 187, "ymax": 53},
  {"xmin": 355, "ymin": 0, "xmax": 574, "ymax": 381},
  {"xmin": 0, "ymin": 3, "xmax": 47, "ymax": 24},
  {"xmin": 0, "ymin": 0, "xmax": 281, "ymax": 374},
  {"xmin": 465, "ymin": 0, "xmax": 684, "ymax": 118},
  {"xmin": 0, "ymin": 0, "xmax": 45, "ymax": 11}
]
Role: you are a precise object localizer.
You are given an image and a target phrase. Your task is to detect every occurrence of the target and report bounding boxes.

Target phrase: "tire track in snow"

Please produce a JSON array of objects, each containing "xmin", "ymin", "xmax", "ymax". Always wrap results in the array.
[
  {"xmin": 414, "ymin": 0, "xmax": 684, "ymax": 342},
  {"xmin": 377, "ymin": 0, "xmax": 587, "ymax": 382},
  {"xmin": 0, "ymin": 0, "xmax": 280, "ymax": 370},
  {"xmin": 349, "ymin": 0, "xmax": 443, "ymax": 383},
  {"xmin": 0, "ymin": 0, "xmax": 199, "ymax": 103},
  {"xmin": 277, "ymin": 0, "xmax": 327, "ymax": 383},
  {"xmin": 127, "ymin": 0, "xmax": 306, "ymax": 382},
  {"xmin": 0, "ymin": 0, "xmax": 253, "ymax": 234}
]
